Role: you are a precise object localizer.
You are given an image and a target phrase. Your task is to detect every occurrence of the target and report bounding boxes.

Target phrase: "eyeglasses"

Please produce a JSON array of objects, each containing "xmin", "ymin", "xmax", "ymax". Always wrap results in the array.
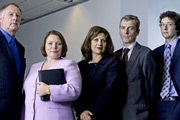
[{"xmin": 159, "ymin": 23, "xmax": 175, "ymax": 28}]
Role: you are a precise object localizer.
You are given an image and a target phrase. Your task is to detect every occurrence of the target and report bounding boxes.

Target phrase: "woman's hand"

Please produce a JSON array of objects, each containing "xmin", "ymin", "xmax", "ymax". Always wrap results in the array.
[
  {"xmin": 36, "ymin": 82, "xmax": 49, "ymax": 97},
  {"xmin": 80, "ymin": 110, "xmax": 93, "ymax": 120}
]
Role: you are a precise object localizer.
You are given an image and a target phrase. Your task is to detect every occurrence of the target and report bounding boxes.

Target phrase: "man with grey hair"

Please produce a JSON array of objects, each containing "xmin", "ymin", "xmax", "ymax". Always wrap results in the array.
[
  {"xmin": 0, "ymin": 3, "xmax": 26, "ymax": 120},
  {"xmin": 114, "ymin": 14, "xmax": 158, "ymax": 120}
]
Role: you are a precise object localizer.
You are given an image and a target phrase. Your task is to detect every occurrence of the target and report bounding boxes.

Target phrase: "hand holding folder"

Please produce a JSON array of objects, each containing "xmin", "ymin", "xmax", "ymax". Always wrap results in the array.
[{"xmin": 38, "ymin": 69, "xmax": 66, "ymax": 101}]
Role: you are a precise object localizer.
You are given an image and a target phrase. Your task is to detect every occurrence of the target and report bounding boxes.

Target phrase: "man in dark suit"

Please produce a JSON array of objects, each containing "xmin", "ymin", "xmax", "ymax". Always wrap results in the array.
[
  {"xmin": 153, "ymin": 11, "xmax": 180, "ymax": 120},
  {"xmin": 114, "ymin": 15, "xmax": 158, "ymax": 120},
  {"xmin": 0, "ymin": 3, "xmax": 26, "ymax": 120}
]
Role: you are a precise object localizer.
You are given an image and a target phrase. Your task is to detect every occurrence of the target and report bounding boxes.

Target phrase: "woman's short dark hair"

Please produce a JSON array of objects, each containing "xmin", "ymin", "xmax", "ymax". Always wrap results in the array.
[
  {"xmin": 81, "ymin": 26, "xmax": 114, "ymax": 60},
  {"xmin": 159, "ymin": 11, "xmax": 180, "ymax": 36},
  {"xmin": 41, "ymin": 30, "xmax": 68, "ymax": 58}
]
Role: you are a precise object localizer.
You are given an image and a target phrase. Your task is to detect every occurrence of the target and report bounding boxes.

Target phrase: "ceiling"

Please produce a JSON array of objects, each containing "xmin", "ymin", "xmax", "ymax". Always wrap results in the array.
[{"xmin": 0, "ymin": 0, "xmax": 88, "ymax": 24}]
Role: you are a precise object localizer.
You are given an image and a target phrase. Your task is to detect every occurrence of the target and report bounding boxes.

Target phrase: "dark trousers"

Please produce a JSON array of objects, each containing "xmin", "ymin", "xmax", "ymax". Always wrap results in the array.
[{"xmin": 158, "ymin": 100, "xmax": 180, "ymax": 120}]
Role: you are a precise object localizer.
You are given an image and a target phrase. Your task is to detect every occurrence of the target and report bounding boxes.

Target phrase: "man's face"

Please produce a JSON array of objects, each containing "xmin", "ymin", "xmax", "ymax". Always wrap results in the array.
[
  {"xmin": 119, "ymin": 19, "xmax": 139, "ymax": 47},
  {"xmin": 0, "ymin": 5, "xmax": 21, "ymax": 36},
  {"xmin": 160, "ymin": 17, "xmax": 178, "ymax": 43}
]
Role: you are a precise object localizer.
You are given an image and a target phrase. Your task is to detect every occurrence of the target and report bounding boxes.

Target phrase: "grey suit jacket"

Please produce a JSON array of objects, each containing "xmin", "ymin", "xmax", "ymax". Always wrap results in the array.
[{"xmin": 114, "ymin": 42, "xmax": 158, "ymax": 120}]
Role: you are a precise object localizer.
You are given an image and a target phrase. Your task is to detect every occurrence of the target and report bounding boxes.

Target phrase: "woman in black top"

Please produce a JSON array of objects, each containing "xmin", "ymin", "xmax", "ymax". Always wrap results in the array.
[{"xmin": 74, "ymin": 26, "xmax": 120, "ymax": 120}]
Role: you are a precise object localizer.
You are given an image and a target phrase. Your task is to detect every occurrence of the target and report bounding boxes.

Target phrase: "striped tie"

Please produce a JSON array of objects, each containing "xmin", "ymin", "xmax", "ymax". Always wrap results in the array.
[{"xmin": 160, "ymin": 44, "xmax": 171, "ymax": 99}]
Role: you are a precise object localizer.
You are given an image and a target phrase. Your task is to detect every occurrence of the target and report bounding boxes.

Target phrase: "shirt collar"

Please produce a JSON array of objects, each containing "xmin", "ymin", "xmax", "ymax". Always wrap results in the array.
[
  {"xmin": 0, "ymin": 28, "xmax": 15, "ymax": 43},
  {"xmin": 123, "ymin": 41, "xmax": 136, "ymax": 50},
  {"xmin": 164, "ymin": 37, "xmax": 178, "ymax": 49}
]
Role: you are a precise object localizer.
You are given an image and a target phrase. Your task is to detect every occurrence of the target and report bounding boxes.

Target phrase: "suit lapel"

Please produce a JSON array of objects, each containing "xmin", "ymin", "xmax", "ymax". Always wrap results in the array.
[
  {"xmin": 0, "ymin": 32, "xmax": 18, "ymax": 74},
  {"xmin": 15, "ymin": 39, "xmax": 26, "ymax": 78},
  {"xmin": 159, "ymin": 45, "xmax": 165, "ymax": 55},
  {"xmin": 114, "ymin": 48, "xmax": 123, "ymax": 60},
  {"xmin": 0, "ymin": 32, "xmax": 15, "ymax": 64},
  {"xmin": 126, "ymin": 42, "xmax": 141, "ymax": 73},
  {"xmin": 171, "ymin": 39, "xmax": 180, "ymax": 68}
]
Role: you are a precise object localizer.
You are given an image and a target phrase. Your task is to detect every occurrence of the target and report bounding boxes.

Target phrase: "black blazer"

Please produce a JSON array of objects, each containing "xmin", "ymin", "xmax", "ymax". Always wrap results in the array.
[
  {"xmin": 73, "ymin": 55, "xmax": 120, "ymax": 120},
  {"xmin": 153, "ymin": 39, "xmax": 180, "ymax": 98},
  {"xmin": 114, "ymin": 42, "xmax": 158, "ymax": 120},
  {"xmin": 0, "ymin": 31, "xmax": 26, "ymax": 120}
]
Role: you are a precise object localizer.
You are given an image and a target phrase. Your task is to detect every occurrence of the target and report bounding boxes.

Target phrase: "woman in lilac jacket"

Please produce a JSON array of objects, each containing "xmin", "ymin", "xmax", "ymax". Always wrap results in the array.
[{"xmin": 21, "ymin": 30, "xmax": 82, "ymax": 120}]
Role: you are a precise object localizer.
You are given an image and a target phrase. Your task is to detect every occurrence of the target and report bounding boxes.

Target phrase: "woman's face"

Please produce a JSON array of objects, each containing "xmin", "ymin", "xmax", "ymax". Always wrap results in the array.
[
  {"xmin": 91, "ymin": 33, "xmax": 107, "ymax": 56},
  {"xmin": 45, "ymin": 34, "xmax": 63, "ymax": 60}
]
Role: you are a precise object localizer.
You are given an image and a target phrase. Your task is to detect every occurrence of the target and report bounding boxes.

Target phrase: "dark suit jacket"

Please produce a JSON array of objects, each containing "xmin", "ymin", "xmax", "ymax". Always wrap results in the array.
[
  {"xmin": 73, "ymin": 55, "xmax": 120, "ymax": 120},
  {"xmin": 114, "ymin": 42, "xmax": 158, "ymax": 120},
  {"xmin": 0, "ymin": 31, "xmax": 26, "ymax": 120},
  {"xmin": 153, "ymin": 39, "xmax": 180, "ymax": 98}
]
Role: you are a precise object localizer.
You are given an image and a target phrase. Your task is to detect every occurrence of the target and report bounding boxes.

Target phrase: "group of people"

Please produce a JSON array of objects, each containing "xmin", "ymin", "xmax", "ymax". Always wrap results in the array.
[{"xmin": 0, "ymin": 2, "xmax": 180, "ymax": 120}]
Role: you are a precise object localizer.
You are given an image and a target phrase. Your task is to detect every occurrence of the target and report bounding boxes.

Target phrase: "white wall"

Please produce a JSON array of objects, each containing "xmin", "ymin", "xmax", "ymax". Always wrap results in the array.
[
  {"xmin": 148, "ymin": 0, "xmax": 180, "ymax": 49},
  {"xmin": 120, "ymin": 0, "xmax": 148, "ymax": 46},
  {"xmin": 16, "ymin": 0, "xmax": 121, "ymax": 74}
]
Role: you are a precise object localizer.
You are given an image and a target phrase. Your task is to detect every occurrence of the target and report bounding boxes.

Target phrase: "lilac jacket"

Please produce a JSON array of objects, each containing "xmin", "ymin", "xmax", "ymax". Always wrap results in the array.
[{"xmin": 22, "ymin": 59, "xmax": 82, "ymax": 120}]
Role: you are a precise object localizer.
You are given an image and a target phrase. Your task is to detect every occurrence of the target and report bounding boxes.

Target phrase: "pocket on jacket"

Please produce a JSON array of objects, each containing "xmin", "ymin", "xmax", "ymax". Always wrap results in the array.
[
  {"xmin": 134, "ymin": 104, "xmax": 149, "ymax": 119},
  {"xmin": 134, "ymin": 104, "xmax": 148, "ymax": 110}
]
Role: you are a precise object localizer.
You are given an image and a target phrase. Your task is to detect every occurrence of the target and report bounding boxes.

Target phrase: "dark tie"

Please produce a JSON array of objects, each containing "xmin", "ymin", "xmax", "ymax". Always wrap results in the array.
[
  {"xmin": 10, "ymin": 38, "xmax": 21, "ymax": 75},
  {"xmin": 160, "ymin": 44, "xmax": 171, "ymax": 98},
  {"xmin": 122, "ymin": 48, "xmax": 130, "ymax": 66}
]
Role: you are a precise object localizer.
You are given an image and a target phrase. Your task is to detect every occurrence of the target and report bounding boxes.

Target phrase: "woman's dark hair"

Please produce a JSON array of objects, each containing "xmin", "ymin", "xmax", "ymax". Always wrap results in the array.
[{"xmin": 81, "ymin": 26, "xmax": 114, "ymax": 60}]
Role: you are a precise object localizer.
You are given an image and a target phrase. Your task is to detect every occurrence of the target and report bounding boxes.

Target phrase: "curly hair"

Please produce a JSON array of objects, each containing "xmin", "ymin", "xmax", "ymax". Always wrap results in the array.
[{"xmin": 159, "ymin": 11, "xmax": 180, "ymax": 36}]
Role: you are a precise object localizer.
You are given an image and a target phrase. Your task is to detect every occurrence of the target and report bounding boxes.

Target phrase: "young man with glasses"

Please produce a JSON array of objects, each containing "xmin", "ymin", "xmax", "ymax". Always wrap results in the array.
[{"xmin": 153, "ymin": 11, "xmax": 180, "ymax": 120}]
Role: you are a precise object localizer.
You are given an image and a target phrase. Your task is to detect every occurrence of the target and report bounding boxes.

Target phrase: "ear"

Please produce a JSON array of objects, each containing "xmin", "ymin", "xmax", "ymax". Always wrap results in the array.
[
  {"xmin": 176, "ymin": 29, "xmax": 179, "ymax": 34},
  {"xmin": 136, "ymin": 29, "xmax": 140, "ymax": 36}
]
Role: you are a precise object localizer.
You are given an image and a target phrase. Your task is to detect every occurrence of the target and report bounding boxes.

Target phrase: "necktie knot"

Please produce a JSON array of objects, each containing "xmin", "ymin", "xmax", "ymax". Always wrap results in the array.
[
  {"xmin": 122, "ymin": 48, "xmax": 130, "ymax": 66},
  {"xmin": 10, "ymin": 37, "xmax": 15, "ymax": 42},
  {"xmin": 123, "ymin": 48, "xmax": 130, "ymax": 54},
  {"xmin": 166, "ymin": 44, "xmax": 171, "ymax": 49},
  {"xmin": 10, "ymin": 39, "xmax": 15, "ymax": 45}
]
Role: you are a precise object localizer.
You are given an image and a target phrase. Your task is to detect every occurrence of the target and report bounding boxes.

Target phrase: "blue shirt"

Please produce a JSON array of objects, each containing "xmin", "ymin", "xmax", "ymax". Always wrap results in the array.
[
  {"xmin": 0, "ymin": 28, "xmax": 15, "ymax": 44},
  {"xmin": 164, "ymin": 37, "xmax": 179, "ymax": 96}
]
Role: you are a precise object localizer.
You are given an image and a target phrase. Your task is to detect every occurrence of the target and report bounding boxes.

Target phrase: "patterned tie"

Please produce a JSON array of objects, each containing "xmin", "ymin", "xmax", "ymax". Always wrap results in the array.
[
  {"xmin": 122, "ymin": 48, "xmax": 130, "ymax": 66},
  {"xmin": 160, "ymin": 44, "xmax": 171, "ymax": 99}
]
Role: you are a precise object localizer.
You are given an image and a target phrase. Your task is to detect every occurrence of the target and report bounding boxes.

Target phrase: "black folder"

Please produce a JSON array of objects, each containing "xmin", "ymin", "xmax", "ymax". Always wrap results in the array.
[{"xmin": 38, "ymin": 69, "xmax": 66, "ymax": 101}]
